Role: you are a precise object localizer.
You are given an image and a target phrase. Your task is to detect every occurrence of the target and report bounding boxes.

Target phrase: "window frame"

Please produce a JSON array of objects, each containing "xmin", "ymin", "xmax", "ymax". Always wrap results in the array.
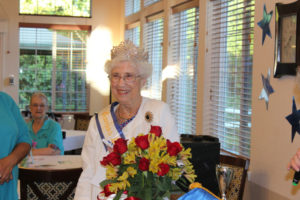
[{"xmin": 19, "ymin": 23, "xmax": 91, "ymax": 114}]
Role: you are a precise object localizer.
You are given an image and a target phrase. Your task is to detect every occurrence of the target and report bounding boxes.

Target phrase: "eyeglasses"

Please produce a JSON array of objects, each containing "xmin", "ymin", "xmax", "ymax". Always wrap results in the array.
[
  {"xmin": 109, "ymin": 73, "xmax": 140, "ymax": 84},
  {"xmin": 31, "ymin": 104, "xmax": 46, "ymax": 108}
]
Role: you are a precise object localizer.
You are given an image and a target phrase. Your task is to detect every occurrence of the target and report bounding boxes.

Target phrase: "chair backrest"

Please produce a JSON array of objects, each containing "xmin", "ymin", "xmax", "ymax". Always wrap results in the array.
[
  {"xmin": 74, "ymin": 113, "xmax": 91, "ymax": 130},
  {"xmin": 219, "ymin": 154, "xmax": 249, "ymax": 200}
]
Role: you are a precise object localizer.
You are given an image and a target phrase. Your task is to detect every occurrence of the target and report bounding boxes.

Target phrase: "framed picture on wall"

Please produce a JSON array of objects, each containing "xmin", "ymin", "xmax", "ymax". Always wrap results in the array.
[{"xmin": 274, "ymin": 0, "xmax": 300, "ymax": 78}]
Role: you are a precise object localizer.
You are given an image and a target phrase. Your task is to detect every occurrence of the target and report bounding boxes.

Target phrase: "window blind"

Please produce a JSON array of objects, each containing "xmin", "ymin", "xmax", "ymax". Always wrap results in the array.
[
  {"xmin": 125, "ymin": 26, "xmax": 140, "ymax": 46},
  {"xmin": 144, "ymin": 0, "xmax": 160, "ymax": 7},
  {"xmin": 125, "ymin": 0, "xmax": 140, "ymax": 16},
  {"xmin": 205, "ymin": 0, "xmax": 254, "ymax": 157},
  {"xmin": 19, "ymin": 27, "xmax": 88, "ymax": 112},
  {"xmin": 167, "ymin": 7, "xmax": 199, "ymax": 135},
  {"xmin": 142, "ymin": 17, "xmax": 163, "ymax": 100}
]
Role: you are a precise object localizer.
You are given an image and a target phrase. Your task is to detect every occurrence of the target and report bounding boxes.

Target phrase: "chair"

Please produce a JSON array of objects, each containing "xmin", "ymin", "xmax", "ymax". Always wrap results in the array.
[
  {"xmin": 19, "ymin": 167, "xmax": 82, "ymax": 200},
  {"xmin": 74, "ymin": 113, "xmax": 91, "ymax": 131},
  {"xmin": 219, "ymin": 154, "xmax": 249, "ymax": 200}
]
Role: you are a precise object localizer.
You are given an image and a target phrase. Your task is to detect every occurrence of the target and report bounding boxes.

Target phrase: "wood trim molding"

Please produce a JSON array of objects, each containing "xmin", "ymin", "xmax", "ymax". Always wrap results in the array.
[
  {"xmin": 19, "ymin": 23, "xmax": 91, "ymax": 31},
  {"xmin": 172, "ymin": 0, "xmax": 199, "ymax": 14}
]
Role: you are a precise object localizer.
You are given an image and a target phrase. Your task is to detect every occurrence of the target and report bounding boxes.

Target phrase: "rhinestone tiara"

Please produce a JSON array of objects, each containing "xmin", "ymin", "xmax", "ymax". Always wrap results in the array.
[{"xmin": 111, "ymin": 40, "xmax": 148, "ymax": 62}]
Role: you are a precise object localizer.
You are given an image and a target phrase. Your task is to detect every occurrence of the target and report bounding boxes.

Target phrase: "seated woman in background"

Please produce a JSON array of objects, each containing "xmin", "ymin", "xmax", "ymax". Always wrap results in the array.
[{"xmin": 27, "ymin": 92, "xmax": 64, "ymax": 155}]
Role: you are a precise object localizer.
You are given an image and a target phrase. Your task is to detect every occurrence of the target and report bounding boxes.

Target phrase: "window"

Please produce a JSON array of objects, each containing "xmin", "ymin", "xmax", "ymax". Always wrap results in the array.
[
  {"xmin": 19, "ymin": 0, "xmax": 91, "ymax": 17},
  {"xmin": 167, "ymin": 7, "xmax": 199, "ymax": 135},
  {"xmin": 19, "ymin": 24, "xmax": 90, "ymax": 112},
  {"xmin": 142, "ymin": 15, "xmax": 164, "ymax": 100},
  {"xmin": 125, "ymin": 25, "xmax": 140, "ymax": 46},
  {"xmin": 205, "ymin": 0, "xmax": 255, "ymax": 157},
  {"xmin": 125, "ymin": 0, "xmax": 140, "ymax": 16}
]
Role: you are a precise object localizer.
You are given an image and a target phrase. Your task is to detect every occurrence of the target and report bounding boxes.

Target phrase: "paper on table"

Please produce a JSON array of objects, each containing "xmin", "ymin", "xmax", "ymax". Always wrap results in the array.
[{"xmin": 20, "ymin": 155, "xmax": 82, "ymax": 169}]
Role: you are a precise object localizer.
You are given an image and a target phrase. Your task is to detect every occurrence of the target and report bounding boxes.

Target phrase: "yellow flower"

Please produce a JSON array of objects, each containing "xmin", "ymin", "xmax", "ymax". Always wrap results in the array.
[
  {"xmin": 110, "ymin": 180, "xmax": 129, "ymax": 193},
  {"xmin": 124, "ymin": 152, "xmax": 137, "ymax": 164},
  {"xmin": 184, "ymin": 173, "xmax": 197, "ymax": 184},
  {"xmin": 106, "ymin": 164, "xmax": 118, "ymax": 179},
  {"xmin": 165, "ymin": 155, "xmax": 177, "ymax": 166},
  {"xmin": 127, "ymin": 166, "xmax": 137, "ymax": 177},
  {"xmin": 118, "ymin": 171, "xmax": 129, "ymax": 181},
  {"xmin": 168, "ymin": 167, "xmax": 182, "ymax": 180},
  {"xmin": 179, "ymin": 148, "xmax": 192, "ymax": 160}
]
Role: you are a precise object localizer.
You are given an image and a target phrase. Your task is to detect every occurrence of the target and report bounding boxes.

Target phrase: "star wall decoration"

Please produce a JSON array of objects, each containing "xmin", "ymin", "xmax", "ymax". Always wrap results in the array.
[
  {"xmin": 259, "ymin": 68, "xmax": 274, "ymax": 110},
  {"xmin": 257, "ymin": 4, "xmax": 273, "ymax": 45},
  {"xmin": 286, "ymin": 97, "xmax": 300, "ymax": 142}
]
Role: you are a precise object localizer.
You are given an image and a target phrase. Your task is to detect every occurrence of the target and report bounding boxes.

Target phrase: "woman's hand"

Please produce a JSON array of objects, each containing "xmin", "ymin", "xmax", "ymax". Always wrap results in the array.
[
  {"xmin": 32, "ymin": 144, "xmax": 61, "ymax": 155},
  {"xmin": 288, "ymin": 148, "xmax": 300, "ymax": 172},
  {"xmin": 0, "ymin": 156, "xmax": 15, "ymax": 184},
  {"xmin": 0, "ymin": 142, "xmax": 30, "ymax": 184}
]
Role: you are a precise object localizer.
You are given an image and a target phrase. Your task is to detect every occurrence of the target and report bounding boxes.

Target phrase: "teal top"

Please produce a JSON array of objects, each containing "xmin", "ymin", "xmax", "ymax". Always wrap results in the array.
[
  {"xmin": 0, "ymin": 92, "xmax": 32, "ymax": 200},
  {"xmin": 27, "ymin": 118, "xmax": 64, "ymax": 155}
]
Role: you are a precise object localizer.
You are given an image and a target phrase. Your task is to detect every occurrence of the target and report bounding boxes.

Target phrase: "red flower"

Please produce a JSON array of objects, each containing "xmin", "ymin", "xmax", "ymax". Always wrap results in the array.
[
  {"xmin": 125, "ymin": 197, "xmax": 141, "ymax": 200},
  {"xmin": 103, "ymin": 184, "xmax": 114, "ymax": 197},
  {"xmin": 125, "ymin": 196, "xmax": 141, "ymax": 200},
  {"xmin": 167, "ymin": 140, "xmax": 182, "ymax": 156},
  {"xmin": 100, "ymin": 156, "xmax": 109, "ymax": 166},
  {"xmin": 150, "ymin": 125, "xmax": 162, "ymax": 137},
  {"xmin": 113, "ymin": 138, "xmax": 128, "ymax": 154},
  {"xmin": 135, "ymin": 135, "xmax": 149, "ymax": 150},
  {"xmin": 138, "ymin": 157, "xmax": 150, "ymax": 171},
  {"xmin": 100, "ymin": 152, "xmax": 121, "ymax": 166},
  {"xmin": 157, "ymin": 163, "xmax": 170, "ymax": 176}
]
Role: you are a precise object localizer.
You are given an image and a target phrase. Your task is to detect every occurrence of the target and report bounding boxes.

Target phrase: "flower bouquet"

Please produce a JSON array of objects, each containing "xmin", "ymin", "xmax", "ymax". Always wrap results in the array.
[{"xmin": 98, "ymin": 126, "xmax": 196, "ymax": 200}]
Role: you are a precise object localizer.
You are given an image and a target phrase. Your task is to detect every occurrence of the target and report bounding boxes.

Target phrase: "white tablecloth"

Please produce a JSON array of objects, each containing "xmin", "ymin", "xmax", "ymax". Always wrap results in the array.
[
  {"xmin": 63, "ymin": 129, "xmax": 86, "ymax": 151},
  {"xmin": 20, "ymin": 155, "xmax": 82, "ymax": 170}
]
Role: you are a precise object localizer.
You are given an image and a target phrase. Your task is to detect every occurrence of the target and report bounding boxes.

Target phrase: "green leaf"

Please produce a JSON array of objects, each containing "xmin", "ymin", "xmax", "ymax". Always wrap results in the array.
[
  {"xmin": 144, "ymin": 187, "xmax": 152, "ymax": 200},
  {"xmin": 113, "ymin": 190, "xmax": 123, "ymax": 200},
  {"xmin": 99, "ymin": 179, "xmax": 115, "ymax": 188}
]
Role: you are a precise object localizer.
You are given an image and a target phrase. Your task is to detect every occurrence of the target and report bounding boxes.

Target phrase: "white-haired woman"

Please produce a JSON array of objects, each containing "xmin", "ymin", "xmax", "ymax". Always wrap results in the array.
[
  {"xmin": 27, "ymin": 92, "xmax": 64, "ymax": 155},
  {"xmin": 74, "ymin": 41, "xmax": 179, "ymax": 199}
]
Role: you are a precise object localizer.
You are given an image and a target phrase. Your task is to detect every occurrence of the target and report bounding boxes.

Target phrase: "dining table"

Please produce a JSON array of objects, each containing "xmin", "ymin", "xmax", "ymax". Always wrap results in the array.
[
  {"xmin": 19, "ymin": 155, "xmax": 82, "ymax": 200},
  {"xmin": 62, "ymin": 129, "xmax": 86, "ymax": 152}
]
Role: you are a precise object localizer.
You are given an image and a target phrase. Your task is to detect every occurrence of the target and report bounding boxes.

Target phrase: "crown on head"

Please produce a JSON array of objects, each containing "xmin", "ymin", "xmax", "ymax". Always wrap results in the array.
[{"xmin": 111, "ymin": 40, "xmax": 148, "ymax": 62}]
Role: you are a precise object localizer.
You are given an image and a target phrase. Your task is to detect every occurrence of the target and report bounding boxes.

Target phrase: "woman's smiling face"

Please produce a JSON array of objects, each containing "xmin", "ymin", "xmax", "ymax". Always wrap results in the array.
[
  {"xmin": 30, "ymin": 96, "xmax": 48, "ymax": 119},
  {"xmin": 110, "ymin": 61, "xmax": 145, "ymax": 105}
]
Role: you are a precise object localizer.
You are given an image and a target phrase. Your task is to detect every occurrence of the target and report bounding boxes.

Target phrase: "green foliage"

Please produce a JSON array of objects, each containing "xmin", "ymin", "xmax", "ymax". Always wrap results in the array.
[
  {"xmin": 19, "ymin": 29, "xmax": 88, "ymax": 112},
  {"xmin": 19, "ymin": 0, "xmax": 90, "ymax": 17}
]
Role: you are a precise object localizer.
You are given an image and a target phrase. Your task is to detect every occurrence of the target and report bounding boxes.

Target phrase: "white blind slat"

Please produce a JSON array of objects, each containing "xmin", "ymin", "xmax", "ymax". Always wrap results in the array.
[
  {"xmin": 142, "ymin": 17, "xmax": 164, "ymax": 100},
  {"xmin": 125, "ymin": 0, "xmax": 140, "ymax": 16},
  {"xmin": 125, "ymin": 26, "xmax": 140, "ymax": 46},
  {"xmin": 167, "ymin": 7, "xmax": 199, "ymax": 135}
]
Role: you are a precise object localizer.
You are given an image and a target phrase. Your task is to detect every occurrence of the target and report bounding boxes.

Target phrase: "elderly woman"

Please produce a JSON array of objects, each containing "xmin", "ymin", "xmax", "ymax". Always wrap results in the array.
[
  {"xmin": 0, "ymin": 92, "xmax": 31, "ymax": 200},
  {"xmin": 27, "ymin": 92, "xmax": 64, "ymax": 155},
  {"xmin": 74, "ymin": 40, "xmax": 179, "ymax": 199}
]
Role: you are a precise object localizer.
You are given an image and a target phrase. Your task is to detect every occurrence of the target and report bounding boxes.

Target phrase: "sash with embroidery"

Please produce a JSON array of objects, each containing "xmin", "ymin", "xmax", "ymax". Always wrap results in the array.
[{"xmin": 95, "ymin": 102, "xmax": 125, "ymax": 152}]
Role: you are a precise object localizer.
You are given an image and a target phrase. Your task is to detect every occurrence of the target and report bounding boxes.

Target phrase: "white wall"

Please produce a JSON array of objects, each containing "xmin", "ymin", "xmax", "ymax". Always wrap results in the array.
[
  {"xmin": 0, "ymin": 0, "xmax": 124, "ymax": 114},
  {"xmin": 245, "ymin": 0, "xmax": 300, "ymax": 199}
]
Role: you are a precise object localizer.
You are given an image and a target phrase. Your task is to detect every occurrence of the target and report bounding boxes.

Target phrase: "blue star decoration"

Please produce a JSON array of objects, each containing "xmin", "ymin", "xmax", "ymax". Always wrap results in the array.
[
  {"xmin": 257, "ymin": 4, "xmax": 273, "ymax": 45},
  {"xmin": 286, "ymin": 97, "xmax": 300, "ymax": 142},
  {"xmin": 259, "ymin": 68, "xmax": 274, "ymax": 110}
]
